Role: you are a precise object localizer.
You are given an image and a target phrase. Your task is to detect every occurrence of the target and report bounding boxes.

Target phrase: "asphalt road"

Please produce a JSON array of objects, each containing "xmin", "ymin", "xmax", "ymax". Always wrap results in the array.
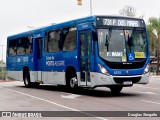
[{"xmin": 0, "ymin": 76, "xmax": 160, "ymax": 120}]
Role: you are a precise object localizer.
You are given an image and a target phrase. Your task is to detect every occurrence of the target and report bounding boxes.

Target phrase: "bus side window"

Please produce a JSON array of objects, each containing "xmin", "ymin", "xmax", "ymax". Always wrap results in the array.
[
  {"xmin": 16, "ymin": 36, "xmax": 33, "ymax": 55},
  {"xmin": 62, "ymin": 27, "xmax": 76, "ymax": 51},
  {"xmin": 9, "ymin": 39, "xmax": 17, "ymax": 56},
  {"xmin": 47, "ymin": 30, "xmax": 61, "ymax": 52},
  {"xmin": 26, "ymin": 36, "xmax": 33, "ymax": 54}
]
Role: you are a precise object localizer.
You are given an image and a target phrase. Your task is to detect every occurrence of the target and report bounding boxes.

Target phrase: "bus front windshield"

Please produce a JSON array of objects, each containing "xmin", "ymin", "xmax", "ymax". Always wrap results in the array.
[{"xmin": 98, "ymin": 28, "xmax": 147, "ymax": 62}]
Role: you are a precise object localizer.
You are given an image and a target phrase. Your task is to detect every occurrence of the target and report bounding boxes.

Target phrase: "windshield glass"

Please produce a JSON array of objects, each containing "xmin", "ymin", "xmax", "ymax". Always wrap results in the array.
[{"xmin": 98, "ymin": 28, "xmax": 147, "ymax": 62}]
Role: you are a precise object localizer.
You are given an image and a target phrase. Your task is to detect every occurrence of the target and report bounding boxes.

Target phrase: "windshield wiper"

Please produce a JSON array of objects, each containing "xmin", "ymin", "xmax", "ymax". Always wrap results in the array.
[
  {"xmin": 128, "ymin": 35, "xmax": 132, "ymax": 52},
  {"xmin": 105, "ymin": 34, "xmax": 110, "ymax": 51},
  {"xmin": 105, "ymin": 29, "xmax": 111, "ymax": 51}
]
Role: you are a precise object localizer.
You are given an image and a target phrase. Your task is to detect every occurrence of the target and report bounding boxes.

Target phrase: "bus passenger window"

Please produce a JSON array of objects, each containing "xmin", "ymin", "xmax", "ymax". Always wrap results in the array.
[
  {"xmin": 8, "ymin": 39, "xmax": 17, "ymax": 56},
  {"xmin": 26, "ymin": 45, "xmax": 32, "ymax": 54},
  {"xmin": 16, "ymin": 37, "xmax": 32, "ymax": 55},
  {"xmin": 26, "ymin": 36, "xmax": 33, "ymax": 54},
  {"xmin": 47, "ymin": 30, "xmax": 61, "ymax": 52},
  {"xmin": 15, "ymin": 36, "xmax": 33, "ymax": 55},
  {"xmin": 62, "ymin": 27, "xmax": 76, "ymax": 51}
]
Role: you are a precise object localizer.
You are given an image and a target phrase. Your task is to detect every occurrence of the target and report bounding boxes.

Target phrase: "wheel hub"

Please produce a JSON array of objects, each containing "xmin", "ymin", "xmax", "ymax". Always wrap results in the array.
[{"xmin": 70, "ymin": 77, "xmax": 77, "ymax": 88}]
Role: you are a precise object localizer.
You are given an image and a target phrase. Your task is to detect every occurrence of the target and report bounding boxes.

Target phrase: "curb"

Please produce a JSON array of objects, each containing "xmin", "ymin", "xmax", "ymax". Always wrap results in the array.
[
  {"xmin": 149, "ymin": 76, "xmax": 160, "ymax": 78},
  {"xmin": 0, "ymin": 80, "xmax": 17, "ymax": 82}
]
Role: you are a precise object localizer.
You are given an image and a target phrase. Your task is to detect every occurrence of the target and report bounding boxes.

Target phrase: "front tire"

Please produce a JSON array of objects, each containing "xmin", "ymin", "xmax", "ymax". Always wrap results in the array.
[
  {"xmin": 69, "ymin": 77, "xmax": 78, "ymax": 89},
  {"xmin": 109, "ymin": 86, "xmax": 123, "ymax": 93},
  {"xmin": 66, "ymin": 68, "xmax": 78, "ymax": 90}
]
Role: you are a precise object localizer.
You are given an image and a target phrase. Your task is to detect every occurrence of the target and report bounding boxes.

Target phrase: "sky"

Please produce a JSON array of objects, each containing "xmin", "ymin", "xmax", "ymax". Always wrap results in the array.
[{"xmin": 0, "ymin": 0, "xmax": 160, "ymax": 61}]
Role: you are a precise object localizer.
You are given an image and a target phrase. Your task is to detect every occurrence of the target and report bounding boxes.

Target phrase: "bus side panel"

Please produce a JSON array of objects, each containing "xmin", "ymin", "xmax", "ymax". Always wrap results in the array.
[
  {"xmin": 7, "ymin": 56, "xmax": 18, "ymax": 80},
  {"xmin": 45, "ymin": 72, "xmax": 65, "ymax": 85},
  {"xmin": 63, "ymin": 51, "xmax": 79, "ymax": 76},
  {"xmin": 42, "ymin": 50, "xmax": 78, "ymax": 85},
  {"xmin": 42, "ymin": 52, "xmax": 66, "ymax": 85},
  {"xmin": 7, "ymin": 71, "xmax": 20, "ymax": 81},
  {"xmin": 16, "ymin": 55, "xmax": 35, "ymax": 82}
]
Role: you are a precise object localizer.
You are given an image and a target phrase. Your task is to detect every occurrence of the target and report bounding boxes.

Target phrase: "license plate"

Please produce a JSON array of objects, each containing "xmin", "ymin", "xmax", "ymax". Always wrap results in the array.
[{"xmin": 123, "ymin": 81, "xmax": 132, "ymax": 85}]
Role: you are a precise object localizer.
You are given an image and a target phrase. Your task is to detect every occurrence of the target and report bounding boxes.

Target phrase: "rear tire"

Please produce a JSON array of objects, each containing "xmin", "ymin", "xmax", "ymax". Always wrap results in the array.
[
  {"xmin": 109, "ymin": 86, "xmax": 123, "ymax": 93},
  {"xmin": 23, "ymin": 70, "xmax": 32, "ymax": 88}
]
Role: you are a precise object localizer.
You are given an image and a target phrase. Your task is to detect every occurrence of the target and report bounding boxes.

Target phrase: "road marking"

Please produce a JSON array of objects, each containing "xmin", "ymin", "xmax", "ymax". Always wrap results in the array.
[
  {"xmin": 6, "ymin": 88, "xmax": 108, "ymax": 120},
  {"xmin": 0, "ymin": 81, "xmax": 23, "ymax": 87},
  {"xmin": 137, "ymin": 85, "xmax": 160, "ymax": 90},
  {"xmin": 135, "ymin": 91, "xmax": 159, "ymax": 95},
  {"xmin": 141, "ymin": 100, "xmax": 160, "ymax": 105},
  {"xmin": 61, "ymin": 94, "xmax": 81, "ymax": 99}
]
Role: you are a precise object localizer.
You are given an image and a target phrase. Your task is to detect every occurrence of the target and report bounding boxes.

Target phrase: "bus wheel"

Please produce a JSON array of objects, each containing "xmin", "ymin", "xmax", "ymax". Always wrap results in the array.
[
  {"xmin": 109, "ymin": 86, "xmax": 123, "ymax": 93},
  {"xmin": 34, "ymin": 82, "xmax": 40, "ymax": 88},
  {"xmin": 70, "ymin": 77, "xmax": 78, "ymax": 89},
  {"xmin": 66, "ymin": 67, "xmax": 78, "ymax": 90},
  {"xmin": 23, "ymin": 71, "xmax": 31, "ymax": 88}
]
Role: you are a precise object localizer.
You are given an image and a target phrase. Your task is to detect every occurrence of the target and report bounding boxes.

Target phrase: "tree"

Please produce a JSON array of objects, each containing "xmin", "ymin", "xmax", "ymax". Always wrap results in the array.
[
  {"xmin": 119, "ymin": 5, "xmax": 136, "ymax": 17},
  {"xmin": 147, "ymin": 25, "xmax": 157, "ymax": 56},
  {"xmin": 148, "ymin": 17, "xmax": 160, "ymax": 75}
]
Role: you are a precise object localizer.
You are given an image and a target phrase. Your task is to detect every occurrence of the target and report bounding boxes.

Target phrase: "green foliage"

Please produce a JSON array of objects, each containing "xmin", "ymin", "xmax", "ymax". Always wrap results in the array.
[
  {"xmin": 147, "ymin": 24, "xmax": 157, "ymax": 56},
  {"xmin": 147, "ymin": 17, "xmax": 160, "ymax": 75},
  {"xmin": 148, "ymin": 17, "xmax": 160, "ymax": 36},
  {"xmin": 0, "ymin": 67, "xmax": 6, "ymax": 80}
]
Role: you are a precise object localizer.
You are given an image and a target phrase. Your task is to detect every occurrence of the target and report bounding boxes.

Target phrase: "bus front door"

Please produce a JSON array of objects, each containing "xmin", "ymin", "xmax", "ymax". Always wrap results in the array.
[
  {"xmin": 34, "ymin": 37, "xmax": 43, "ymax": 82},
  {"xmin": 79, "ymin": 30, "xmax": 92, "ymax": 86}
]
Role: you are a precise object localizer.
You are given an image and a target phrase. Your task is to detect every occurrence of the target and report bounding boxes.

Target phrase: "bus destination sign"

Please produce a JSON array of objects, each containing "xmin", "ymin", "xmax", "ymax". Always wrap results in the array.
[{"xmin": 97, "ymin": 17, "xmax": 145, "ymax": 27}]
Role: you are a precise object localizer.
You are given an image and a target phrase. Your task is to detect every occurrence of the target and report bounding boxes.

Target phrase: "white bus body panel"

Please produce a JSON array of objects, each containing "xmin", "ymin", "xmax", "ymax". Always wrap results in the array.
[
  {"xmin": 42, "ymin": 72, "xmax": 66, "ymax": 85},
  {"xmin": 7, "ymin": 71, "xmax": 149, "ymax": 87},
  {"xmin": 89, "ymin": 72, "xmax": 149, "ymax": 87}
]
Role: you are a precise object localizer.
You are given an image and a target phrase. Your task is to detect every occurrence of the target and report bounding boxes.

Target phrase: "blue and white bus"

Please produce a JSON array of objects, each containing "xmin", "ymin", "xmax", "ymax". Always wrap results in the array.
[{"xmin": 6, "ymin": 15, "xmax": 150, "ymax": 93}]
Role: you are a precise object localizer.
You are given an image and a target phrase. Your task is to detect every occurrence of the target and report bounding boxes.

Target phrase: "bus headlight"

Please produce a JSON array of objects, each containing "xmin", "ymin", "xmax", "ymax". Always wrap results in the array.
[
  {"xmin": 98, "ymin": 64, "xmax": 110, "ymax": 75},
  {"xmin": 144, "ymin": 64, "xmax": 150, "ymax": 74}
]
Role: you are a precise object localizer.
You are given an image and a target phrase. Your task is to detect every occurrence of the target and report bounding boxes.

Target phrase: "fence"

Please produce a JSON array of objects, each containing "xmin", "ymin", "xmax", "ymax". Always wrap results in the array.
[{"xmin": 0, "ymin": 67, "xmax": 6, "ymax": 80}]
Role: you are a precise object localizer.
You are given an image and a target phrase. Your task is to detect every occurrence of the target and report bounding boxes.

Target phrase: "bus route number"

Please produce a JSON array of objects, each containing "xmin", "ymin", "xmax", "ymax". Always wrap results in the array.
[
  {"xmin": 103, "ymin": 19, "xmax": 139, "ymax": 27},
  {"xmin": 103, "ymin": 19, "xmax": 114, "ymax": 26}
]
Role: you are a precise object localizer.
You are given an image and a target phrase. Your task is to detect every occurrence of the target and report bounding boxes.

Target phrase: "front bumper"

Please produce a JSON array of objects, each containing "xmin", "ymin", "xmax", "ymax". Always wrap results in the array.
[{"xmin": 90, "ymin": 72, "xmax": 149, "ymax": 87}]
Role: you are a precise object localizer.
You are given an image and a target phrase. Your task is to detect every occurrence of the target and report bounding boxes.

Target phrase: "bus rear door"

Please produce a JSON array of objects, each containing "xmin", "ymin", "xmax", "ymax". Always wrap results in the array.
[
  {"xmin": 33, "ymin": 34, "xmax": 43, "ymax": 82},
  {"xmin": 78, "ymin": 23, "xmax": 93, "ymax": 87}
]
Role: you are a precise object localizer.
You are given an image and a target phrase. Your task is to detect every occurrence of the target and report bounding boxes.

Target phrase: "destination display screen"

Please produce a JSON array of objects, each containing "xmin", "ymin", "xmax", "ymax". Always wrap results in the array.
[{"xmin": 96, "ymin": 17, "xmax": 145, "ymax": 27}]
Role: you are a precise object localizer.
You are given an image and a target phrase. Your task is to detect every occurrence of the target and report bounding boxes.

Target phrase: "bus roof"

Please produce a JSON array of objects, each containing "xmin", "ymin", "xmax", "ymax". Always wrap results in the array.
[{"xmin": 7, "ymin": 15, "xmax": 144, "ymax": 40}]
